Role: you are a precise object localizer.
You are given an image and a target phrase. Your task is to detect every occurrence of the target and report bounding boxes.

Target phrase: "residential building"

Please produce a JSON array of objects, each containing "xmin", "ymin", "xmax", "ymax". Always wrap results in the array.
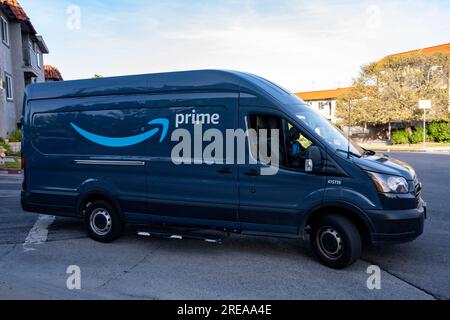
[
  {"xmin": 295, "ymin": 43, "xmax": 450, "ymax": 124},
  {"xmin": 380, "ymin": 42, "xmax": 450, "ymax": 116},
  {"xmin": 44, "ymin": 65, "xmax": 63, "ymax": 82},
  {"xmin": 0, "ymin": 0, "xmax": 49, "ymax": 138},
  {"xmin": 295, "ymin": 87, "xmax": 353, "ymax": 123}
]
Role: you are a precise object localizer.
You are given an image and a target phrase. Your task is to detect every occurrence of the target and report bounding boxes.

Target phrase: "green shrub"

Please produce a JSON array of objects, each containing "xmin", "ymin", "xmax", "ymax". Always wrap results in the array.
[
  {"xmin": 391, "ymin": 129, "xmax": 410, "ymax": 145},
  {"xmin": 409, "ymin": 126, "xmax": 432, "ymax": 144},
  {"xmin": 0, "ymin": 140, "xmax": 11, "ymax": 156},
  {"xmin": 427, "ymin": 122, "xmax": 450, "ymax": 142},
  {"xmin": 8, "ymin": 130, "xmax": 21, "ymax": 143}
]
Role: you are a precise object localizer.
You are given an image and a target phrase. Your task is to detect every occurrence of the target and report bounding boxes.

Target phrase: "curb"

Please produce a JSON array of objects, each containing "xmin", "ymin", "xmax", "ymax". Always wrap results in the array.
[{"xmin": 373, "ymin": 149, "xmax": 450, "ymax": 153}]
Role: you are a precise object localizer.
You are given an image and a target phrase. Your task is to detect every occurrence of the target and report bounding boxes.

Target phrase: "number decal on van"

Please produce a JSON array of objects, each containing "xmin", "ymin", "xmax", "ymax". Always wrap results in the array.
[
  {"xmin": 328, "ymin": 180, "xmax": 342, "ymax": 185},
  {"xmin": 71, "ymin": 118, "xmax": 169, "ymax": 147}
]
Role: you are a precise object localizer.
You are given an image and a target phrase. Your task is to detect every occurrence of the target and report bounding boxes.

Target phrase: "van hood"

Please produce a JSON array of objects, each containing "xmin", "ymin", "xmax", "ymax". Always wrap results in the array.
[{"xmin": 352, "ymin": 153, "xmax": 416, "ymax": 181}]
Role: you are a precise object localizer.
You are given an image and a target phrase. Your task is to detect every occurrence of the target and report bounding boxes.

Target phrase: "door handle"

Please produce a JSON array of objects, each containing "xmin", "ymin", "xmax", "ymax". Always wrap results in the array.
[
  {"xmin": 217, "ymin": 167, "xmax": 233, "ymax": 174},
  {"xmin": 244, "ymin": 169, "xmax": 260, "ymax": 176}
]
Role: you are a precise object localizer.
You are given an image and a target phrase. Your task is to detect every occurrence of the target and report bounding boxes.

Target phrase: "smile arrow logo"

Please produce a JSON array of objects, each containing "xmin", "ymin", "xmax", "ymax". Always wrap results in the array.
[{"xmin": 71, "ymin": 118, "xmax": 169, "ymax": 148}]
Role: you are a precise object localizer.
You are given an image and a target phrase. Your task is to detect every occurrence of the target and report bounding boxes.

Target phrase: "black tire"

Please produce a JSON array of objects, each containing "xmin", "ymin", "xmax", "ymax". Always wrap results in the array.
[
  {"xmin": 84, "ymin": 200, "xmax": 124, "ymax": 243},
  {"xmin": 310, "ymin": 214, "xmax": 362, "ymax": 269}
]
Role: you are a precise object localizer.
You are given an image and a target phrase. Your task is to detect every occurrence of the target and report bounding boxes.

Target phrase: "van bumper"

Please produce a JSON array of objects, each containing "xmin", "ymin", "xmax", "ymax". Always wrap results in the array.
[
  {"xmin": 21, "ymin": 191, "xmax": 78, "ymax": 217},
  {"xmin": 366, "ymin": 201, "xmax": 426, "ymax": 244}
]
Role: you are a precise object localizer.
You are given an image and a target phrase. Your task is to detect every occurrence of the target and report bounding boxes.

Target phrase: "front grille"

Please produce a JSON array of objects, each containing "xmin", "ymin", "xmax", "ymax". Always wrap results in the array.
[{"xmin": 414, "ymin": 180, "xmax": 422, "ymax": 207}]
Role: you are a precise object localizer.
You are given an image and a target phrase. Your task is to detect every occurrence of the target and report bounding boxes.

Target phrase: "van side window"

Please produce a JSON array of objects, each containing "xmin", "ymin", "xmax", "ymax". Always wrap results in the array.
[{"xmin": 247, "ymin": 114, "xmax": 315, "ymax": 172}]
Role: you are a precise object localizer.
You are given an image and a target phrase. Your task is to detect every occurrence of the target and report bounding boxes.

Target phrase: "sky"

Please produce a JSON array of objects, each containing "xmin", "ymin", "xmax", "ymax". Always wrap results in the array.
[{"xmin": 19, "ymin": 0, "xmax": 450, "ymax": 93}]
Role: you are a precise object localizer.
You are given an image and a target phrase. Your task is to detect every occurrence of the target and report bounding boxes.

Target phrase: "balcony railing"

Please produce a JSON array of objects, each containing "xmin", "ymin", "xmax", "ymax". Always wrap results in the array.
[{"xmin": 23, "ymin": 45, "xmax": 40, "ymax": 71}]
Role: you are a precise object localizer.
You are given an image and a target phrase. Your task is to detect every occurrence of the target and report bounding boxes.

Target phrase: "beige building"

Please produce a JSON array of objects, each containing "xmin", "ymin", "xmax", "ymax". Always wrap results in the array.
[
  {"xmin": 296, "ymin": 43, "xmax": 450, "ymax": 124},
  {"xmin": 295, "ymin": 87, "xmax": 353, "ymax": 123},
  {"xmin": 0, "ymin": 0, "xmax": 49, "ymax": 138}
]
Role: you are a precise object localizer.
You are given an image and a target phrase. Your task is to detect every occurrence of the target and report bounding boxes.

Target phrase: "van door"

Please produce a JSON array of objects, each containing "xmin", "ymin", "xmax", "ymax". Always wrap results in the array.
[
  {"xmin": 238, "ymin": 108, "xmax": 327, "ymax": 235},
  {"xmin": 143, "ymin": 92, "xmax": 239, "ymax": 230}
]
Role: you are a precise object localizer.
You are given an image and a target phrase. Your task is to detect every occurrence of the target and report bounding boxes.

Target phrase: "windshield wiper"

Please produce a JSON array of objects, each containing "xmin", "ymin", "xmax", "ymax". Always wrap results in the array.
[{"xmin": 336, "ymin": 148, "xmax": 361, "ymax": 158}]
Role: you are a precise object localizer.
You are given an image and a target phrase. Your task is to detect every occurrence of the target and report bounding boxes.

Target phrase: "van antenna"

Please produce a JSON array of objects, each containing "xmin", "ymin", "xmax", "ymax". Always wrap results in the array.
[{"xmin": 347, "ymin": 100, "xmax": 351, "ymax": 158}]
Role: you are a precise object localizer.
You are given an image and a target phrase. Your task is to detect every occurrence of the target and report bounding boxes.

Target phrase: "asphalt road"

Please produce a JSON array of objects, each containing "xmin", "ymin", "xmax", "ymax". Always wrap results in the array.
[{"xmin": 0, "ymin": 152, "xmax": 448, "ymax": 300}]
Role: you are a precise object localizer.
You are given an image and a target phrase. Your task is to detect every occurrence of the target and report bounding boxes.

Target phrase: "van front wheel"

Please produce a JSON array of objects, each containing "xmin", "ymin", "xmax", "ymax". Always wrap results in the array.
[
  {"xmin": 310, "ymin": 215, "xmax": 362, "ymax": 269},
  {"xmin": 84, "ymin": 200, "xmax": 124, "ymax": 243}
]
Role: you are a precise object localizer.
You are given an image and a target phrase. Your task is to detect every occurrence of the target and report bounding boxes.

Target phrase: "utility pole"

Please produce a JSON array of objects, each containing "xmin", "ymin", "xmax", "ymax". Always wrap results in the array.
[
  {"xmin": 347, "ymin": 100, "xmax": 351, "ymax": 158},
  {"xmin": 423, "ymin": 109, "xmax": 426, "ymax": 151}
]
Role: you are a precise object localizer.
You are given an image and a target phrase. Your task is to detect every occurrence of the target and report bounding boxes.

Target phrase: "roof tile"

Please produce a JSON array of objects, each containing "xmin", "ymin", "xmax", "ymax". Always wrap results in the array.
[
  {"xmin": 0, "ymin": 0, "xmax": 28, "ymax": 21},
  {"xmin": 295, "ymin": 87, "xmax": 354, "ymax": 101},
  {"xmin": 382, "ymin": 43, "xmax": 450, "ymax": 61}
]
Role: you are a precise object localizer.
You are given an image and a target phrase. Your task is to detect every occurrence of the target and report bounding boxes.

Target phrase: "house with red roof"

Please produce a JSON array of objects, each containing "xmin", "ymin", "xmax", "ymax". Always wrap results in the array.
[
  {"xmin": 295, "ymin": 87, "xmax": 353, "ymax": 123},
  {"xmin": 44, "ymin": 65, "xmax": 63, "ymax": 82},
  {"xmin": 0, "ymin": 0, "xmax": 49, "ymax": 138}
]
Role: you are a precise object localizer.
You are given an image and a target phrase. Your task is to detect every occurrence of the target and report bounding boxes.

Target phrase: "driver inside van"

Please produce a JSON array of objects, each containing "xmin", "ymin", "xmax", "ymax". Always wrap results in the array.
[{"xmin": 288, "ymin": 127, "xmax": 304, "ymax": 168}]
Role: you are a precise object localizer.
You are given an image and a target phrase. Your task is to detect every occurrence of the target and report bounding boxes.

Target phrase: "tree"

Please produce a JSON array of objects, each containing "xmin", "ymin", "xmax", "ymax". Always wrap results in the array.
[
  {"xmin": 337, "ymin": 53, "xmax": 450, "ymax": 130},
  {"xmin": 93, "ymin": 74, "xmax": 103, "ymax": 78}
]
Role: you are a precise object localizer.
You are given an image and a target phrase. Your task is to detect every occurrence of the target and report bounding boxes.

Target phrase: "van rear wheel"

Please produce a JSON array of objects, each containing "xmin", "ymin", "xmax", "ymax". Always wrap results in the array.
[
  {"xmin": 84, "ymin": 200, "xmax": 124, "ymax": 243},
  {"xmin": 310, "ymin": 215, "xmax": 362, "ymax": 269}
]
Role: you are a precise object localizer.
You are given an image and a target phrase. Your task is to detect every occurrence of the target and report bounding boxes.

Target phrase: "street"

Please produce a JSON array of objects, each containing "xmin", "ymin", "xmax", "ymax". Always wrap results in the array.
[{"xmin": 0, "ymin": 152, "xmax": 448, "ymax": 300}]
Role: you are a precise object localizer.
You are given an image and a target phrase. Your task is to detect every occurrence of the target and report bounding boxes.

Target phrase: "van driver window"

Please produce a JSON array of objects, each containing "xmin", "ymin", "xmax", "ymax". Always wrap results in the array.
[{"xmin": 247, "ymin": 114, "xmax": 315, "ymax": 172}]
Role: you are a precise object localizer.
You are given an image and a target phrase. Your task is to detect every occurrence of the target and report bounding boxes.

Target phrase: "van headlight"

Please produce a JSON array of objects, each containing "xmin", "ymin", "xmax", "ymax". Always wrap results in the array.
[{"xmin": 367, "ymin": 172, "xmax": 409, "ymax": 194}]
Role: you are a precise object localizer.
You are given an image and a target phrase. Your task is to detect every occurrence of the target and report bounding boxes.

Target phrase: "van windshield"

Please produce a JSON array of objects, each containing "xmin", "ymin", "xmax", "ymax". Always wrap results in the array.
[{"xmin": 294, "ymin": 106, "xmax": 364, "ymax": 157}]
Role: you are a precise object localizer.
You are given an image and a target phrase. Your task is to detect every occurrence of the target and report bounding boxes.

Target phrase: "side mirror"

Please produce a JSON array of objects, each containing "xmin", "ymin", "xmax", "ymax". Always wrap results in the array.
[{"xmin": 305, "ymin": 146, "xmax": 323, "ymax": 173}]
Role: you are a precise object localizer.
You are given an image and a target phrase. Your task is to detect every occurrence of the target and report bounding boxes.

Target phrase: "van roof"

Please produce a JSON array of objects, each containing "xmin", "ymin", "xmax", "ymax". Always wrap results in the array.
[{"xmin": 26, "ymin": 69, "xmax": 301, "ymax": 105}]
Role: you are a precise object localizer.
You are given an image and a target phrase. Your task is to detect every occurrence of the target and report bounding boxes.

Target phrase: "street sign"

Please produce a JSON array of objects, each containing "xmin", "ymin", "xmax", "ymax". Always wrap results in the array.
[{"xmin": 419, "ymin": 100, "xmax": 432, "ymax": 110}]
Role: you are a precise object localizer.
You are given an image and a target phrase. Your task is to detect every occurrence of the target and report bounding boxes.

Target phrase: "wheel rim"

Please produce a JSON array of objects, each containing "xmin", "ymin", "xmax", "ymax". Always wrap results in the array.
[
  {"xmin": 316, "ymin": 226, "xmax": 344, "ymax": 260},
  {"xmin": 90, "ymin": 208, "xmax": 112, "ymax": 236}
]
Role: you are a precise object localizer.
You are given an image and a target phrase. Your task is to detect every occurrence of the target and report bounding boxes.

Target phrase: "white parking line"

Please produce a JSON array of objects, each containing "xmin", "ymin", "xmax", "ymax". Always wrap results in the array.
[{"xmin": 23, "ymin": 215, "xmax": 55, "ymax": 252}]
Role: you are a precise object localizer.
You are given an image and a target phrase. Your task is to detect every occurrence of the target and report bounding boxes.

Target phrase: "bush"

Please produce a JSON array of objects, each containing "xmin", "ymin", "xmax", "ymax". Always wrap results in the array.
[
  {"xmin": 391, "ymin": 129, "xmax": 409, "ymax": 145},
  {"xmin": 427, "ymin": 122, "xmax": 450, "ymax": 142},
  {"xmin": 8, "ymin": 130, "xmax": 21, "ymax": 143},
  {"xmin": 409, "ymin": 128, "xmax": 422, "ymax": 144}
]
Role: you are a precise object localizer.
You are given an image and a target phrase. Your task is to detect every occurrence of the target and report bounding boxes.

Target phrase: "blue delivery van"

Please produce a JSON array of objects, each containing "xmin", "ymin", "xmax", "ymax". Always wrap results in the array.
[{"xmin": 21, "ymin": 70, "xmax": 426, "ymax": 269}]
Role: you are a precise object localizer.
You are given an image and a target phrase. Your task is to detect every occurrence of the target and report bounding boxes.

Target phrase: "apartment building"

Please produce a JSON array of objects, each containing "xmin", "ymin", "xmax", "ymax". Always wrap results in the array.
[
  {"xmin": 296, "ymin": 43, "xmax": 450, "ymax": 124},
  {"xmin": 0, "ymin": 0, "xmax": 49, "ymax": 138}
]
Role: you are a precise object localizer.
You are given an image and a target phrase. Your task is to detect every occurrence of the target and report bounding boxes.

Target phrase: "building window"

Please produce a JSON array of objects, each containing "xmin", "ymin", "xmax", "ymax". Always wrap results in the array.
[
  {"xmin": 318, "ymin": 101, "xmax": 332, "ymax": 117},
  {"xmin": 1, "ymin": 17, "xmax": 9, "ymax": 46},
  {"xmin": 37, "ymin": 50, "xmax": 42, "ymax": 68},
  {"xmin": 5, "ymin": 73, "xmax": 13, "ymax": 101}
]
